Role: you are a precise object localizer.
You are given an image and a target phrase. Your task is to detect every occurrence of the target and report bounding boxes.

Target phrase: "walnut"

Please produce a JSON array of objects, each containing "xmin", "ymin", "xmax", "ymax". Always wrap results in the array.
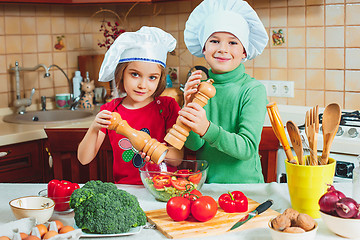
[
  {"xmin": 271, "ymin": 214, "xmax": 291, "ymax": 231},
  {"xmin": 294, "ymin": 213, "xmax": 316, "ymax": 231},
  {"xmin": 283, "ymin": 208, "xmax": 299, "ymax": 225},
  {"xmin": 283, "ymin": 227, "xmax": 306, "ymax": 233}
]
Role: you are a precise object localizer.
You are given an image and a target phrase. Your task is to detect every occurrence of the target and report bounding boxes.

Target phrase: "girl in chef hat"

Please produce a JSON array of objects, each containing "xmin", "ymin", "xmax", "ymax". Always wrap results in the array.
[
  {"xmin": 78, "ymin": 26, "xmax": 183, "ymax": 185},
  {"xmin": 179, "ymin": 0, "xmax": 269, "ymax": 183}
]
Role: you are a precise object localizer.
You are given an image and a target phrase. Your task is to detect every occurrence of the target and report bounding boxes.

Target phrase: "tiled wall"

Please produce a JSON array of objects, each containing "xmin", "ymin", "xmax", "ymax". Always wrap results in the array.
[{"xmin": 0, "ymin": 0, "xmax": 359, "ymax": 110}]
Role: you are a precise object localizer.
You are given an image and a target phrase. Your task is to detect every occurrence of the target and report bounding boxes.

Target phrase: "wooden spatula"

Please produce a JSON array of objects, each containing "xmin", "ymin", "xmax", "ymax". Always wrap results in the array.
[
  {"xmin": 321, "ymin": 103, "xmax": 341, "ymax": 165},
  {"xmin": 286, "ymin": 121, "xmax": 304, "ymax": 165}
]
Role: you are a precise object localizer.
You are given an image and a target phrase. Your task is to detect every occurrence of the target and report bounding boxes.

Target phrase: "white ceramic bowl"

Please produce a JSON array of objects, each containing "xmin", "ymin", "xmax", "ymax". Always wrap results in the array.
[
  {"xmin": 9, "ymin": 196, "xmax": 55, "ymax": 224},
  {"xmin": 268, "ymin": 218, "xmax": 318, "ymax": 240},
  {"xmin": 320, "ymin": 211, "xmax": 360, "ymax": 238}
]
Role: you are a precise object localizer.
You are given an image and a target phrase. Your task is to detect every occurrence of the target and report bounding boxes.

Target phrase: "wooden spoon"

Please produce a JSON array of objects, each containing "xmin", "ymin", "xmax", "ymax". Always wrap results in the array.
[
  {"xmin": 286, "ymin": 121, "xmax": 304, "ymax": 165},
  {"xmin": 320, "ymin": 103, "xmax": 341, "ymax": 165}
]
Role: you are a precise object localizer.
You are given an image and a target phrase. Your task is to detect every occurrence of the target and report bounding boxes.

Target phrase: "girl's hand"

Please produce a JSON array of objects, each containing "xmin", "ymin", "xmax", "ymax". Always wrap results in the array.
[
  {"xmin": 91, "ymin": 110, "xmax": 112, "ymax": 131},
  {"xmin": 184, "ymin": 70, "xmax": 202, "ymax": 106},
  {"xmin": 178, "ymin": 102, "xmax": 210, "ymax": 137},
  {"xmin": 140, "ymin": 152, "xmax": 151, "ymax": 162}
]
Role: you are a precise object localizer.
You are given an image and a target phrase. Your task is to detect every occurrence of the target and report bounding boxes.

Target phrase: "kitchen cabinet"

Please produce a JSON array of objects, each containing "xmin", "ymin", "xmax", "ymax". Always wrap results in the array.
[
  {"xmin": 45, "ymin": 128, "xmax": 113, "ymax": 183},
  {"xmin": 0, "ymin": 140, "xmax": 46, "ymax": 183}
]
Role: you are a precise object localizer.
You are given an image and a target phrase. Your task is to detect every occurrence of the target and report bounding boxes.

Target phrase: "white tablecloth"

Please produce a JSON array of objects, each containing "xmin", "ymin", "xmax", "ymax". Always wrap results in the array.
[{"xmin": 0, "ymin": 183, "xmax": 353, "ymax": 240}]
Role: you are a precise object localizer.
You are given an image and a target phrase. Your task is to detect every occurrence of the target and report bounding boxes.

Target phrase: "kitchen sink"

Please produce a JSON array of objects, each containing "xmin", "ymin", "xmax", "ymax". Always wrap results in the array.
[{"xmin": 3, "ymin": 110, "xmax": 95, "ymax": 124}]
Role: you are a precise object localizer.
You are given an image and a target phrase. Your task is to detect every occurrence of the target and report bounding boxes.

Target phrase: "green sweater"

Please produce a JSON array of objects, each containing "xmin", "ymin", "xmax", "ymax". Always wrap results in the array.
[{"xmin": 185, "ymin": 64, "xmax": 267, "ymax": 183}]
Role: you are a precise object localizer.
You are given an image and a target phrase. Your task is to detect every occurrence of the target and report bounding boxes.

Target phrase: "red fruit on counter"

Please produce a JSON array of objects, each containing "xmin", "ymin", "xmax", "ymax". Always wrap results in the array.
[
  {"xmin": 218, "ymin": 191, "xmax": 248, "ymax": 213},
  {"xmin": 318, "ymin": 185, "xmax": 346, "ymax": 214},
  {"xmin": 166, "ymin": 196, "xmax": 191, "ymax": 221},
  {"xmin": 191, "ymin": 196, "xmax": 217, "ymax": 222},
  {"xmin": 47, "ymin": 179, "xmax": 80, "ymax": 211}
]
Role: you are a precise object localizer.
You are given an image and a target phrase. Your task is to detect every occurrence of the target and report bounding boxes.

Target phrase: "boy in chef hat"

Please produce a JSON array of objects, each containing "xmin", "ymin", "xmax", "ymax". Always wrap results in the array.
[
  {"xmin": 179, "ymin": 0, "xmax": 269, "ymax": 183},
  {"xmin": 78, "ymin": 26, "xmax": 183, "ymax": 185}
]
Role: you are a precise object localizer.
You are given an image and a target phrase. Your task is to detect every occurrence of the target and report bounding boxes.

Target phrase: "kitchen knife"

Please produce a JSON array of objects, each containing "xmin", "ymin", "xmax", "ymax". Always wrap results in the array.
[{"xmin": 229, "ymin": 199, "xmax": 274, "ymax": 231}]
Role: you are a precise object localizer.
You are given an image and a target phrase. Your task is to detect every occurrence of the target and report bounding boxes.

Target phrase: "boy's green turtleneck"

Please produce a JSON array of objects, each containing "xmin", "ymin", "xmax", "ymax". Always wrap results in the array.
[{"xmin": 185, "ymin": 64, "xmax": 267, "ymax": 183}]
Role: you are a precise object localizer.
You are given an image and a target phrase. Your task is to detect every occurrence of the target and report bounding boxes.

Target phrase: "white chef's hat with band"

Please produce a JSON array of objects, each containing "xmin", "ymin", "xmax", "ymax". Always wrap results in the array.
[
  {"xmin": 184, "ymin": 0, "xmax": 268, "ymax": 61},
  {"xmin": 99, "ymin": 26, "xmax": 177, "ymax": 82}
]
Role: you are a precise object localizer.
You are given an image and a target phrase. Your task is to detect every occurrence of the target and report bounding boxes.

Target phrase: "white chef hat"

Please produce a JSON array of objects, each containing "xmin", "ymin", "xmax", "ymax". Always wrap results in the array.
[
  {"xmin": 99, "ymin": 26, "xmax": 177, "ymax": 82},
  {"xmin": 184, "ymin": 0, "xmax": 268, "ymax": 61}
]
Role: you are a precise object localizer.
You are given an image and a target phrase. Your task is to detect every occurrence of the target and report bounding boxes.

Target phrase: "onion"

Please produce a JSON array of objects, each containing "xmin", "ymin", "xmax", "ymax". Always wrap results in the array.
[
  {"xmin": 318, "ymin": 185, "xmax": 346, "ymax": 214},
  {"xmin": 335, "ymin": 197, "xmax": 359, "ymax": 218}
]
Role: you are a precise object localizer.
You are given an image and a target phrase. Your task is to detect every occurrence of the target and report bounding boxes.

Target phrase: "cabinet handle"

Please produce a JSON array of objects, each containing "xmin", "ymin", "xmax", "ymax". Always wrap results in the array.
[
  {"xmin": 45, "ymin": 147, "xmax": 53, "ymax": 168},
  {"xmin": 0, "ymin": 151, "xmax": 11, "ymax": 157}
]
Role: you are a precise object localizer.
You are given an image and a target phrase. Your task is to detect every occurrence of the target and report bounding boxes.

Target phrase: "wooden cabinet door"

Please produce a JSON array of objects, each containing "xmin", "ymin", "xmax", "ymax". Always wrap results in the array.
[
  {"xmin": 45, "ymin": 128, "xmax": 113, "ymax": 183},
  {"xmin": 0, "ymin": 140, "xmax": 45, "ymax": 183}
]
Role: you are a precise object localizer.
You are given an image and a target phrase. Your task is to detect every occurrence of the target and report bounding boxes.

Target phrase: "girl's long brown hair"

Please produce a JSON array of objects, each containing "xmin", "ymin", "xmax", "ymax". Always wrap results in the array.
[{"xmin": 114, "ymin": 62, "xmax": 166, "ymax": 98}]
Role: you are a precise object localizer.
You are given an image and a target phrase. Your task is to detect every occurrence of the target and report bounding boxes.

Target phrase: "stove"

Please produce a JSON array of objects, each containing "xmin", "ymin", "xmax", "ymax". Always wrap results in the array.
[{"xmin": 276, "ymin": 109, "xmax": 360, "ymax": 184}]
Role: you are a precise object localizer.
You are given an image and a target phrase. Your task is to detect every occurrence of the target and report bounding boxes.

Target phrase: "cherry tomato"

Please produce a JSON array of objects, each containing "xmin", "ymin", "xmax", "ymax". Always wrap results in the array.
[
  {"xmin": 191, "ymin": 196, "xmax": 218, "ymax": 222},
  {"xmin": 152, "ymin": 175, "xmax": 171, "ymax": 189},
  {"xmin": 188, "ymin": 171, "xmax": 202, "ymax": 184},
  {"xmin": 166, "ymin": 196, "xmax": 191, "ymax": 221},
  {"xmin": 170, "ymin": 178, "xmax": 190, "ymax": 190}
]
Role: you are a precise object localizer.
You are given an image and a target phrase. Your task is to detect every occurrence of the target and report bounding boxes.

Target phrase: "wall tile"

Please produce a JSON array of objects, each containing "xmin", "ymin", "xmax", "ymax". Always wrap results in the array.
[
  {"xmin": 0, "ymin": 36, "xmax": 5, "ymax": 55},
  {"xmin": 289, "ymin": 69, "xmax": 306, "ymax": 89},
  {"xmin": 5, "ymin": 16, "xmax": 21, "ymax": 35},
  {"xmin": 0, "ymin": 74, "xmax": 8, "ymax": 93},
  {"xmin": 37, "ymin": 35, "xmax": 52, "ymax": 53},
  {"xmin": 0, "ymin": 17, "xmax": 4, "ymax": 34},
  {"xmin": 288, "ymin": 89, "xmax": 306, "ymax": 105},
  {"xmin": 52, "ymin": 52, "xmax": 67, "ymax": 69},
  {"xmin": 288, "ymin": 7, "xmax": 305, "ymax": 26},
  {"xmin": 20, "ymin": 17, "xmax": 36, "ymax": 35},
  {"xmin": 306, "ymin": 90, "xmax": 325, "ymax": 107},
  {"xmin": 270, "ymin": 48, "xmax": 287, "ymax": 68},
  {"xmin": 325, "ymin": 91, "xmax": 344, "ymax": 107},
  {"xmin": 325, "ymin": 26, "xmax": 344, "ymax": 47},
  {"xmin": 4, "ymin": 5, "xmax": 20, "ymax": 16},
  {"xmin": 345, "ymin": 92, "xmax": 360, "ymax": 110},
  {"xmin": 65, "ymin": 17, "xmax": 79, "ymax": 34},
  {"xmin": 288, "ymin": 48, "xmax": 306, "ymax": 68},
  {"xmin": 271, "ymin": 0, "xmax": 287, "ymax": 7},
  {"xmin": 288, "ymin": 28, "xmax": 306, "ymax": 47},
  {"xmin": 0, "ymin": 93, "xmax": 9, "ymax": 108},
  {"xmin": 307, "ymin": 48, "xmax": 324, "ymax": 68},
  {"xmin": 345, "ymin": 48, "xmax": 360, "ymax": 69},
  {"xmin": 5, "ymin": 36, "xmax": 22, "ymax": 54},
  {"xmin": 271, "ymin": 68, "xmax": 288, "ymax": 80},
  {"xmin": 346, "ymin": 4, "xmax": 360, "ymax": 25},
  {"xmin": 325, "ymin": 70, "xmax": 344, "ymax": 90},
  {"xmin": 326, "ymin": 48, "xmax": 344, "ymax": 69},
  {"xmin": 254, "ymin": 48, "xmax": 270, "ymax": 68},
  {"xmin": 345, "ymin": 70, "xmax": 360, "ymax": 91},
  {"xmin": 152, "ymin": 15, "xmax": 165, "ymax": 29},
  {"xmin": 270, "ymin": 7, "xmax": 287, "ymax": 27},
  {"xmin": 346, "ymin": 26, "xmax": 360, "ymax": 47},
  {"xmin": 165, "ymin": 14, "xmax": 179, "ymax": 32},
  {"xmin": 178, "ymin": 13, "xmax": 188, "ymax": 31},
  {"xmin": 51, "ymin": 17, "xmax": 66, "ymax": 34},
  {"xmin": 257, "ymin": 8, "xmax": 270, "ymax": 28},
  {"xmin": 325, "ymin": 4, "xmax": 344, "ymax": 25},
  {"xmin": 306, "ymin": 27, "xmax": 324, "ymax": 47},
  {"xmin": 20, "ymin": 5, "xmax": 36, "ymax": 16},
  {"xmin": 306, "ymin": 69, "xmax": 325, "ymax": 90},
  {"xmin": 326, "ymin": 0, "xmax": 344, "ymax": 3},
  {"xmin": 306, "ymin": 5, "xmax": 325, "ymax": 26},
  {"xmin": 21, "ymin": 35, "xmax": 38, "ymax": 54},
  {"xmin": 35, "ymin": 5, "xmax": 50, "ymax": 17},
  {"xmin": 253, "ymin": 68, "xmax": 270, "ymax": 80},
  {"xmin": 288, "ymin": 0, "xmax": 305, "ymax": 6},
  {"xmin": 307, "ymin": 0, "xmax": 324, "ymax": 5}
]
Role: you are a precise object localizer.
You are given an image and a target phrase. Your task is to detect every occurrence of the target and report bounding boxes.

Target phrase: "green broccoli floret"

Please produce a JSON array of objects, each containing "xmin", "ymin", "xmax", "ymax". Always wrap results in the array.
[{"xmin": 69, "ymin": 180, "xmax": 147, "ymax": 234}]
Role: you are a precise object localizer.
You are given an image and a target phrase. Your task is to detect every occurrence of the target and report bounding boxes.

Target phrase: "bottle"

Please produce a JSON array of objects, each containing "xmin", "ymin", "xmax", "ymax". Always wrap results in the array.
[
  {"xmin": 352, "ymin": 155, "xmax": 360, "ymax": 203},
  {"xmin": 73, "ymin": 71, "xmax": 82, "ymax": 98}
]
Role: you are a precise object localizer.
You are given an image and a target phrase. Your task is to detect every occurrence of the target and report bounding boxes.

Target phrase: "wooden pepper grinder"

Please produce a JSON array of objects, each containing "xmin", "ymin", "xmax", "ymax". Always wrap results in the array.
[
  {"xmin": 108, "ymin": 112, "xmax": 168, "ymax": 164},
  {"xmin": 164, "ymin": 79, "xmax": 216, "ymax": 150}
]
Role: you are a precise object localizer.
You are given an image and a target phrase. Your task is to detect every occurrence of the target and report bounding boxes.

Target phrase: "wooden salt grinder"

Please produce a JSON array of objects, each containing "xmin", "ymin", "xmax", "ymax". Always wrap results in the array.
[
  {"xmin": 164, "ymin": 79, "xmax": 216, "ymax": 150},
  {"xmin": 108, "ymin": 112, "xmax": 168, "ymax": 164}
]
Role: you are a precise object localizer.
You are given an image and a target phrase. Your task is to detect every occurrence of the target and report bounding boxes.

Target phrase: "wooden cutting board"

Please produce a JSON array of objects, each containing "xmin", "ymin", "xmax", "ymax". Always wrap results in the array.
[{"xmin": 145, "ymin": 198, "xmax": 280, "ymax": 239}]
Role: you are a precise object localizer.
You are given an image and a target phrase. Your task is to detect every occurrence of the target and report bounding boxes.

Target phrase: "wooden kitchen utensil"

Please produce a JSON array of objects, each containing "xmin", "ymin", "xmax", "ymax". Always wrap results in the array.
[
  {"xmin": 164, "ymin": 79, "xmax": 216, "ymax": 150},
  {"xmin": 320, "ymin": 103, "xmax": 341, "ymax": 165},
  {"xmin": 286, "ymin": 121, "xmax": 304, "ymax": 165},
  {"xmin": 145, "ymin": 197, "xmax": 279, "ymax": 239},
  {"xmin": 266, "ymin": 102, "xmax": 297, "ymax": 164},
  {"xmin": 305, "ymin": 106, "xmax": 319, "ymax": 165},
  {"xmin": 109, "ymin": 112, "xmax": 168, "ymax": 164}
]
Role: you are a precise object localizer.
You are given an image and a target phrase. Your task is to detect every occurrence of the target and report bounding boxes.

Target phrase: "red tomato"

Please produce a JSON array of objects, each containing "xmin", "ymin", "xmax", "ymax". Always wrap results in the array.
[
  {"xmin": 176, "ymin": 170, "xmax": 191, "ymax": 178},
  {"xmin": 188, "ymin": 189, "xmax": 203, "ymax": 204},
  {"xmin": 170, "ymin": 178, "xmax": 190, "ymax": 190},
  {"xmin": 188, "ymin": 171, "xmax": 202, "ymax": 184},
  {"xmin": 166, "ymin": 196, "xmax": 191, "ymax": 221},
  {"xmin": 191, "ymin": 196, "xmax": 218, "ymax": 222},
  {"xmin": 152, "ymin": 175, "xmax": 171, "ymax": 189}
]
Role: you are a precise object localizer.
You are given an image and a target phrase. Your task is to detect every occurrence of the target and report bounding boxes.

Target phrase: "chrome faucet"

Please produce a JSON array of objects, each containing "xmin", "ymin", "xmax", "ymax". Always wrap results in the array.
[{"xmin": 10, "ymin": 61, "xmax": 50, "ymax": 114}]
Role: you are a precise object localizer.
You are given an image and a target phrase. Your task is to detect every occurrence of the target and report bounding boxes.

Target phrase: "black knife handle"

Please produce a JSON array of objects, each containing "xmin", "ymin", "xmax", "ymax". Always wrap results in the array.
[{"xmin": 255, "ymin": 199, "xmax": 273, "ymax": 215}]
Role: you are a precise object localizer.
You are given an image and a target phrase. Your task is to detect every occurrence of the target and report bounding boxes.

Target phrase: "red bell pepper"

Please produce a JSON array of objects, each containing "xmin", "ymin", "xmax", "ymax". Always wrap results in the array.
[
  {"xmin": 47, "ymin": 179, "xmax": 80, "ymax": 211},
  {"xmin": 152, "ymin": 175, "xmax": 172, "ymax": 189},
  {"xmin": 218, "ymin": 191, "xmax": 248, "ymax": 213}
]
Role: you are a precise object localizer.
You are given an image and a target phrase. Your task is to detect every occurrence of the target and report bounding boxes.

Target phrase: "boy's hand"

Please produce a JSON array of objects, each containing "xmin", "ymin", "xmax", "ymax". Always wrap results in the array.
[
  {"xmin": 91, "ymin": 110, "xmax": 112, "ymax": 131},
  {"xmin": 184, "ymin": 70, "xmax": 202, "ymax": 106},
  {"xmin": 178, "ymin": 102, "xmax": 210, "ymax": 137}
]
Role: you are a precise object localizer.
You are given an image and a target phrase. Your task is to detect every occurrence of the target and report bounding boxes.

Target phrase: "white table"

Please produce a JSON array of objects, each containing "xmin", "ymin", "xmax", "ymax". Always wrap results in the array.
[{"xmin": 0, "ymin": 183, "xmax": 352, "ymax": 240}]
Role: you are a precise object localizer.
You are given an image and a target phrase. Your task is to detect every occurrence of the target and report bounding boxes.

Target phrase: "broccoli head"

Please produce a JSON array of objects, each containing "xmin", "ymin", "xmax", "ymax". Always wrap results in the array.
[{"xmin": 69, "ymin": 180, "xmax": 147, "ymax": 234}]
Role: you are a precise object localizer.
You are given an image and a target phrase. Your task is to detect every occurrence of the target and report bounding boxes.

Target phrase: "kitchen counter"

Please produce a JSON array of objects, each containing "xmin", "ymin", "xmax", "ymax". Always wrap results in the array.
[{"xmin": 0, "ymin": 182, "xmax": 353, "ymax": 240}]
